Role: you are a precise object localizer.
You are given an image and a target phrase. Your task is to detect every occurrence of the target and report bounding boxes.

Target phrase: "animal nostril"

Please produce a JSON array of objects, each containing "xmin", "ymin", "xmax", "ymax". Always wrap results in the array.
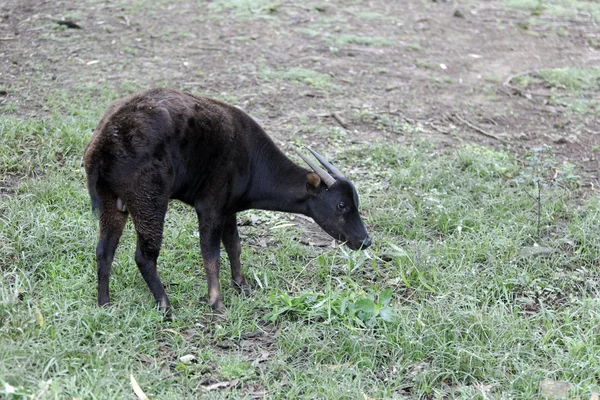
[{"xmin": 362, "ymin": 236, "xmax": 372, "ymax": 249}]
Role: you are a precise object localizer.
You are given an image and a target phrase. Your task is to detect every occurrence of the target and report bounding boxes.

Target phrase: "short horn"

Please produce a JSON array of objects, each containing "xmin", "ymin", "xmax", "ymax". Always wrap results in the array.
[
  {"xmin": 305, "ymin": 147, "xmax": 345, "ymax": 178},
  {"xmin": 294, "ymin": 148, "xmax": 336, "ymax": 187}
]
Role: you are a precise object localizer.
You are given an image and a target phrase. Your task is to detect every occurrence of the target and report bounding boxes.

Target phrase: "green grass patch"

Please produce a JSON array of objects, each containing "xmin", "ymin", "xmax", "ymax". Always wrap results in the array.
[
  {"xmin": 512, "ymin": 67, "xmax": 600, "ymax": 115},
  {"xmin": 2, "ymin": 88, "xmax": 600, "ymax": 398},
  {"xmin": 406, "ymin": 43, "xmax": 422, "ymax": 51},
  {"xmin": 207, "ymin": 0, "xmax": 280, "ymax": 18},
  {"xmin": 330, "ymin": 34, "xmax": 393, "ymax": 47},
  {"xmin": 504, "ymin": 0, "xmax": 600, "ymax": 21},
  {"xmin": 538, "ymin": 67, "xmax": 600, "ymax": 91},
  {"xmin": 294, "ymin": 27, "xmax": 322, "ymax": 38},
  {"xmin": 260, "ymin": 67, "xmax": 336, "ymax": 89}
]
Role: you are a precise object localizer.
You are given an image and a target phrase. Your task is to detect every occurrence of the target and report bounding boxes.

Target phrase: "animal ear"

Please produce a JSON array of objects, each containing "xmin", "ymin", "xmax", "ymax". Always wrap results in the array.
[{"xmin": 306, "ymin": 172, "xmax": 323, "ymax": 195}]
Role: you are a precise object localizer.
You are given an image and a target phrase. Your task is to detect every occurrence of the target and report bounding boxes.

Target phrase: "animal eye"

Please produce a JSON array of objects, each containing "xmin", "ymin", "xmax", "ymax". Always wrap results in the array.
[{"xmin": 337, "ymin": 201, "xmax": 346, "ymax": 211}]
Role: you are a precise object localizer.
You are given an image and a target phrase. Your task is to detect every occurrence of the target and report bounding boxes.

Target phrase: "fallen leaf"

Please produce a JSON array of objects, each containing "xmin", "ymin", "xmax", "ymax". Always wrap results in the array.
[
  {"xmin": 130, "ymin": 374, "xmax": 149, "ymax": 400},
  {"xmin": 591, "ymin": 391, "xmax": 599, "ymax": 400},
  {"xmin": 201, "ymin": 381, "xmax": 231, "ymax": 391},
  {"xmin": 179, "ymin": 354, "xmax": 196, "ymax": 364},
  {"xmin": 540, "ymin": 379, "xmax": 572, "ymax": 399}
]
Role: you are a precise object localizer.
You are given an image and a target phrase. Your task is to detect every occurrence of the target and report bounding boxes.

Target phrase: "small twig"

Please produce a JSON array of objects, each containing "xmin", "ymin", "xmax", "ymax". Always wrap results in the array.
[
  {"xmin": 428, "ymin": 122, "xmax": 451, "ymax": 135},
  {"xmin": 0, "ymin": 36, "xmax": 14, "ymax": 40},
  {"xmin": 331, "ymin": 112, "xmax": 349, "ymax": 130},
  {"xmin": 118, "ymin": 15, "xmax": 131, "ymax": 27},
  {"xmin": 481, "ymin": 117, "xmax": 498, "ymax": 126},
  {"xmin": 452, "ymin": 114, "xmax": 509, "ymax": 143}
]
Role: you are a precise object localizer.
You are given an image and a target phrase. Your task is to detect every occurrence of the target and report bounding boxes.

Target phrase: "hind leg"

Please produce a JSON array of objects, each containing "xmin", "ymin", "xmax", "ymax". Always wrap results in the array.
[
  {"xmin": 96, "ymin": 195, "xmax": 128, "ymax": 307},
  {"xmin": 195, "ymin": 206, "xmax": 226, "ymax": 311},
  {"xmin": 222, "ymin": 214, "xmax": 250, "ymax": 293},
  {"xmin": 129, "ymin": 199, "xmax": 172, "ymax": 317}
]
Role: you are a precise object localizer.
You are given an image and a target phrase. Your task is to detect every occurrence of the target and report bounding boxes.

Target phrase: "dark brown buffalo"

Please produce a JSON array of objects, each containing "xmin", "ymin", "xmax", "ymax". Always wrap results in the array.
[{"xmin": 84, "ymin": 88, "xmax": 370, "ymax": 317}]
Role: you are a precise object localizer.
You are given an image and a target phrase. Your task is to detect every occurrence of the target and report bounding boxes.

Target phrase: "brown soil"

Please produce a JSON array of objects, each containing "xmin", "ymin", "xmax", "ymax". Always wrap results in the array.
[{"xmin": 1, "ymin": 0, "xmax": 598, "ymax": 178}]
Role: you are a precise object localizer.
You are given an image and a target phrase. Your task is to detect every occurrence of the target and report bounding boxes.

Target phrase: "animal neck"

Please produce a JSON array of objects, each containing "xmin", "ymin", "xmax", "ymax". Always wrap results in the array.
[{"xmin": 244, "ymin": 143, "xmax": 311, "ymax": 215}]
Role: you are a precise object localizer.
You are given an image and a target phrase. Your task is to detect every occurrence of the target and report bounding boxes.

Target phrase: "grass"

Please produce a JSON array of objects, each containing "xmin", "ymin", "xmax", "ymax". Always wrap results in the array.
[
  {"xmin": 1, "ymin": 0, "xmax": 600, "ymax": 396},
  {"xmin": 537, "ymin": 67, "xmax": 600, "ymax": 91},
  {"xmin": 504, "ymin": 0, "xmax": 600, "ymax": 20},
  {"xmin": 330, "ymin": 34, "xmax": 393, "ymax": 47},
  {"xmin": 293, "ymin": 29, "xmax": 394, "ymax": 49},
  {"xmin": 207, "ymin": 0, "xmax": 280, "ymax": 17},
  {"xmin": 2, "ymin": 88, "xmax": 600, "ymax": 398},
  {"xmin": 260, "ymin": 67, "xmax": 336, "ymax": 89},
  {"xmin": 512, "ymin": 67, "xmax": 600, "ymax": 115}
]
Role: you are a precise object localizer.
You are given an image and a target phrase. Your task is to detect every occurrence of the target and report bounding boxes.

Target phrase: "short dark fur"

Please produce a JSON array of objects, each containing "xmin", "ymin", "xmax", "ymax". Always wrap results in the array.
[{"xmin": 84, "ymin": 88, "xmax": 370, "ymax": 316}]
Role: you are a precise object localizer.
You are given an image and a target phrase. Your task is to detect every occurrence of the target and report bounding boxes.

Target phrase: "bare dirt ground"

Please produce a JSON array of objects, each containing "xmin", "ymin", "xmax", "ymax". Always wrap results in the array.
[{"xmin": 1, "ymin": 0, "xmax": 599, "ymax": 181}]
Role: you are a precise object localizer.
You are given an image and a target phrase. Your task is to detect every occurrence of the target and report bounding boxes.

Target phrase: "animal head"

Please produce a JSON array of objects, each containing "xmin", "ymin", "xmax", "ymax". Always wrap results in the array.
[{"xmin": 296, "ymin": 147, "xmax": 371, "ymax": 250}]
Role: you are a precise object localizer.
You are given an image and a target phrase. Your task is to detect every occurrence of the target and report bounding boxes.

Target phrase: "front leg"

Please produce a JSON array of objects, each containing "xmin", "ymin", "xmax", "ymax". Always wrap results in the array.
[{"xmin": 198, "ymin": 213, "xmax": 226, "ymax": 311}]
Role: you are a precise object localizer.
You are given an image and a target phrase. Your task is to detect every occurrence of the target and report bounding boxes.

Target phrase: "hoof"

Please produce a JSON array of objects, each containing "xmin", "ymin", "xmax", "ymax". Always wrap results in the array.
[
  {"xmin": 208, "ymin": 296, "xmax": 227, "ymax": 314},
  {"xmin": 161, "ymin": 306, "xmax": 173, "ymax": 321},
  {"xmin": 211, "ymin": 300, "xmax": 226, "ymax": 313},
  {"xmin": 98, "ymin": 294, "xmax": 110, "ymax": 307},
  {"xmin": 202, "ymin": 294, "xmax": 226, "ymax": 313},
  {"xmin": 157, "ymin": 297, "xmax": 173, "ymax": 321}
]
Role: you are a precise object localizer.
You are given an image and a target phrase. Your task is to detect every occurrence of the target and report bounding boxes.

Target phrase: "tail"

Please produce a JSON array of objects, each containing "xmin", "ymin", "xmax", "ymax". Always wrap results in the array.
[{"xmin": 85, "ymin": 162, "xmax": 103, "ymax": 217}]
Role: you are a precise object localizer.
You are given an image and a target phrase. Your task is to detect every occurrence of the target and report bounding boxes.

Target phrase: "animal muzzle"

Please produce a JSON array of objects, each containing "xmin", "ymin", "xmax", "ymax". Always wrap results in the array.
[{"xmin": 347, "ymin": 235, "xmax": 372, "ymax": 250}]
